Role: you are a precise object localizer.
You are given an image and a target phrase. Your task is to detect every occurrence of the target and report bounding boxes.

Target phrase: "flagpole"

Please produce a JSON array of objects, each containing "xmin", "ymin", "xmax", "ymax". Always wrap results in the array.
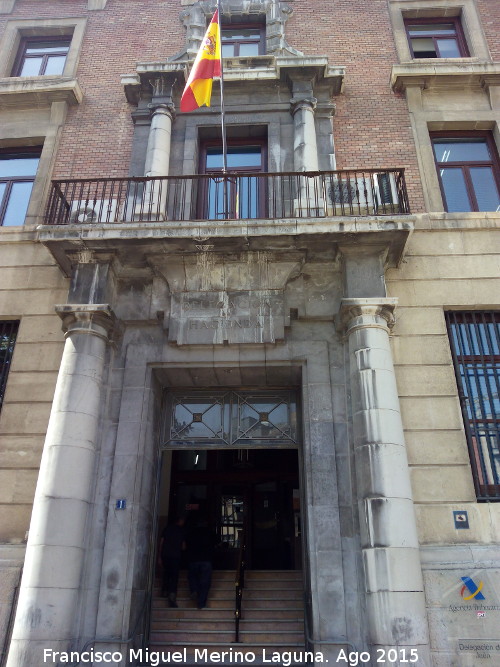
[{"xmin": 217, "ymin": 0, "xmax": 228, "ymax": 175}]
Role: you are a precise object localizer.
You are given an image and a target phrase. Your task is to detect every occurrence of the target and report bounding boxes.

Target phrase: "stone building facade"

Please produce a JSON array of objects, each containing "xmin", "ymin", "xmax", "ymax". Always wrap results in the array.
[{"xmin": 0, "ymin": 1, "xmax": 499, "ymax": 666}]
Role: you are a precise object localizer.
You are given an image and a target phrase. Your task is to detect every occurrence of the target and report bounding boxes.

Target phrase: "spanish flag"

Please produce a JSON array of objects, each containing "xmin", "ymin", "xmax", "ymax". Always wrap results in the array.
[{"xmin": 180, "ymin": 10, "xmax": 221, "ymax": 112}]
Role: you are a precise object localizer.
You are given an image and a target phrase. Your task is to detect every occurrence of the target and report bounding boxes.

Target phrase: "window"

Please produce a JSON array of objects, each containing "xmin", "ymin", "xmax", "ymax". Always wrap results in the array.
[
  {"xmin": 221, "ymin": 25, "xmax": 265, "ymax": 57},
  {"xmin": 0, "ymin": 150, "xmax": 41, "ymax": 226},
  {"xmin": 431, "ymin": 133, "xmax": 500, "ymax": 212},
  {"xmin": 199, "ymin": 140, "xmax": 267, "ymax": 220},
  {"xmin": 0, "ymin": 321, "xmax": 19, "ymax": 412},
  {"xmin": 163, "ymin": 390, "xmax": 298, "ymax": 448},
  {"xmin": 446, "ymin": 312, "xmax": 500, "ymax": 501},
  {"xmin": 405, "ymin": 18, "xmax": 469, "ymax": 58},
  {"xmin": 12, "ymin": 37, "xmax": 71, "ymax": 76}
]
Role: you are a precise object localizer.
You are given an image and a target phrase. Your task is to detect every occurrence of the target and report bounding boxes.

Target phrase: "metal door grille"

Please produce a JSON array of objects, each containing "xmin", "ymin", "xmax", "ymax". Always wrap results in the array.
[
  {"xmin": 0, "ymin": 321, "xmax": 19, "ymax": 410},
  {"xmin": 446, "ymin": 311, "xmax": 500, "ymax": 500}
]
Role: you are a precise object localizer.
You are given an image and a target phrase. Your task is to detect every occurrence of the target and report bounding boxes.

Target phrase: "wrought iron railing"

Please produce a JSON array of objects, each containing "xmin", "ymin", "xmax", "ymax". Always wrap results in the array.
[
  {"xmin": 234, "ymin": 530, "xmax": 246, "ymax": 643},
  {"xmin": 44, "ymin": 169, "xmax": 410, "ymax": 225}
]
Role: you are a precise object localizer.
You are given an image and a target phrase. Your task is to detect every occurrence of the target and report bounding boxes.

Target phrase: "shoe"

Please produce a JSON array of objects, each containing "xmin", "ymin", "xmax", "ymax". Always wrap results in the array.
[
  {"xmin": 168, "ymin": 599, "xmax": 178, "ymax": 608},
  {"xmin": 197, "ymin": 606, "xmax": 206, "ymax": 610}
]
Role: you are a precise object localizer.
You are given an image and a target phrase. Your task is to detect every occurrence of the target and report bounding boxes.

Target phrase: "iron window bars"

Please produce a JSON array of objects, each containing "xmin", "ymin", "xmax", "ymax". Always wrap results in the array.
[
  {"xmin": 0, "ymin": 321, "xmax": 19, "ymax": 411},
  {"xmin": 446, "ymin": 311, "xmax": 500, "ymax": 501}
]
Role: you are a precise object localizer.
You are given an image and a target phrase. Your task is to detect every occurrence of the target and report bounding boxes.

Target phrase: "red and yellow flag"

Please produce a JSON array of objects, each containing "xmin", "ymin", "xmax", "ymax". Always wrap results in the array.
[{"xmin": 180, "ymin": 10, "xmax": 221, "ymax": 112}]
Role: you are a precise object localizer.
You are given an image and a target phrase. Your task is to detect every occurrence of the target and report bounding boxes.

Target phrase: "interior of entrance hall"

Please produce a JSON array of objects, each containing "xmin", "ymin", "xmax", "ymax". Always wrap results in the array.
[{"xmin": 157, "ymin": 448, "xmax": 301, "ymax": 571}]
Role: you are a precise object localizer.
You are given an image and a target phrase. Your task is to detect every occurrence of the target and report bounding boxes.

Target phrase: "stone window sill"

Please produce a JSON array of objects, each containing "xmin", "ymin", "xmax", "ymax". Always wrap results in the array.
[
  {"xmin": 0, "ymin": 76, "xmax": 83, "ymax": 108},
  {"xmin": 391, "ymin": 61, "xmax": 500, "ymax": 92}
]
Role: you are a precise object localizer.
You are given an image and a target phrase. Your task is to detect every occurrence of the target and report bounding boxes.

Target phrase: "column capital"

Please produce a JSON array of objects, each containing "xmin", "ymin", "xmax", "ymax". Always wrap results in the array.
[
  {"xmin": 149, "ymin": 75, "xmax": 176, "ymax": 118},
  {"xmin": 336, "ymin": 297, "xmax": 398, "ymax": 337},
  {"xmin": 55, "ymin": 304, "xmax": 116, "ymax": 341},
  {"xmin": 290, "ymin": 96, "xmax": 317, "ymax": 116}
]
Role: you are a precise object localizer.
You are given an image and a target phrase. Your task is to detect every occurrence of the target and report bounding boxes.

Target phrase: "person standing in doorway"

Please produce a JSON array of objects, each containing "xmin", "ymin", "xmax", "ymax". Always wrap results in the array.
[
  {"xmin": 186, "ymin": 513, "xmax": 216, "ymax": 610},
  {"xmin": 158, "ymin": 515, "xmax": 185, "ymax": 608}
]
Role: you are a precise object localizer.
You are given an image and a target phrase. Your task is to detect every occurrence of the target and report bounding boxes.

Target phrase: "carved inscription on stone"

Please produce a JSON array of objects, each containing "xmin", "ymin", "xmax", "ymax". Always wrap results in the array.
[{"xmin": 169, "ymin": 290, "xmax": 288, "ymax": 345}]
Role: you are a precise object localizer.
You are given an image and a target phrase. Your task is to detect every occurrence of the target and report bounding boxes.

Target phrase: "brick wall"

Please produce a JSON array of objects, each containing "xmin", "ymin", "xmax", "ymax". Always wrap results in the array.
[{"xmin": 2, "ymin": 0, "xmax": 427, "ymax": 210}]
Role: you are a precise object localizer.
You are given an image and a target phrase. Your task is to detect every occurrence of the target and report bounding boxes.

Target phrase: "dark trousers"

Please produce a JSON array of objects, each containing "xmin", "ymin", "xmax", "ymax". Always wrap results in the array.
[
  {"xmin": 162, "ymin": 557, "xmax": 181, "ymax": 596},
  {"xmin": 188, "ymin": 561, "xmax": 212, "ymax": 608}
]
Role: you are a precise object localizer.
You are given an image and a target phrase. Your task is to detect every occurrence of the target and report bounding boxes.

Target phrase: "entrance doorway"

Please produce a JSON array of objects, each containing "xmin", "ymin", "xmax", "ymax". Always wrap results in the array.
[{"xmin": 165, "ymin": 448, "xmax": 301, "ymax": 570}]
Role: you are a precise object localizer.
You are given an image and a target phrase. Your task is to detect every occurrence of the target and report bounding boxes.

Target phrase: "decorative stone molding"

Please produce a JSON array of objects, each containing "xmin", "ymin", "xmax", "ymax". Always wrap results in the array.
[
  {"xmin": 0, "ymin": 77, "xmax": 83, "ymax": 109},
  {"xmin": 336, "ymin": 297, "xmax": 397, "ymax": 337},
  {"xmin": 122, "ymin": 57, "xmax": 344, "ymax": 105},
  {"xmin": 0, "ymin": 0, "xmax": 15, "ymax": 14},
  {"xmin": 173, "ymin": 0, "xmax": 303, "ymax": 62},
  {"xmin": 55, "ymin": 304, "xmax": 116, "ymax": 340},
  {"xmin": 87, "ymin": 0, "xmax": 108, "ymax": 9},
  {"xmin": 391, "ymin": 61, "xmax": 500, "ymax": 93},
  {"xmin": 290, "ymin": 96, "xmax": 317, "ymax": 116}
]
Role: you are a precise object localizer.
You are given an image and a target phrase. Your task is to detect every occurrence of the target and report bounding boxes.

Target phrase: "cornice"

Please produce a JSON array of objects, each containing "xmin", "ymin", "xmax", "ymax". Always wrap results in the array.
[
  {"xmin": 0, "ymin": 76, "xmax": 83, "ymax": 109},
  {"xmin": 391, "ymin": 61, "xmax": 500, "ymax": 92}
]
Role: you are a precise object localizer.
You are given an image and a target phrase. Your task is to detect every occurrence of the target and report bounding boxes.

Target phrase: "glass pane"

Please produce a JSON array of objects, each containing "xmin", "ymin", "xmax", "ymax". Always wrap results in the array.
[
  {"xmin": 2, "ymin": 181, "xmax": 34, "ymax": 226},
  {"xmin": 26, "ymin": 41, "xmax": 70, "ymax": 54},
  {"xmin": 433, "ymin": 139, "xmax": 491, "ymax": 163},
  {"xmin": 222, "ymin": 29, "xmax": 261, "ymax": 40},
  {"xmin": 0, "ymin": 157, "xmax": 39, "ymax": 178},
  {"xmin": 19, "ymin": 57, "xmax": 43, "ymax": 76},
  {"xmin": 44, "ymin": 55, "xmax": 67, "ymax": 75},
  {"xmin": 238, "ymin": 42, "xmax": 260, "ymax": 56},
  {"xmin": 171, "ymin": 400, "xmax": 224, "ymax": 439},
  {"xmin": 411, "ymin": 38, "xmax": 437, "ymax": 57},
  {"xmin": 222, "ymin": 44, "xmax": 235, "ymax": 57},
  {"xmin": 235, "ymin": 393, "xmax": 296, "ymax": 443},
  {"xmin": 206, "ymin": 146, "xmax": 262, "ymax": 169},
  {"xmin": 470, "ymin": 167, "xmax": 500, "ymax": 212},
  {"xmin": 408, "ymin": 24, "xmax": 457, "ymax": 36},
  {"xmin": 0, "ymin": 182, "xmax": 6, "ymax": 207},
  {"xmin": 205, "ymin": 177, "xmax": 231, "ymax": 219},
  {"xmin": 436, "ymin": 38, "xmax": 461, "ymax": 58},
  {"xmin": 237, "ymin": 176, "xmax": 259, "ymax": 218},
  {"xmin": 440, "ymin": 167, "xmax": 472, "ymax": 212}
]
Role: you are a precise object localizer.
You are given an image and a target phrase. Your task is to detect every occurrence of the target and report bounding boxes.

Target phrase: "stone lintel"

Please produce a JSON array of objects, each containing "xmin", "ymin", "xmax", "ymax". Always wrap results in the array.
[
  {"xmin": 336, "ymin": 297, "xmax": 398, "ymax": 337},
  {"xmin": 122, "ymin": 57, "xmax": 345, "ymax": 105}
]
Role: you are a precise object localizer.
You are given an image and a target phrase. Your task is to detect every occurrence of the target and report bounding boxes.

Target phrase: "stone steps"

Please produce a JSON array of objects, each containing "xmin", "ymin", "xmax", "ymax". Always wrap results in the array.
[{"xmin": 147, "ymin": 570, "xmax": 306, "ymax": 663}]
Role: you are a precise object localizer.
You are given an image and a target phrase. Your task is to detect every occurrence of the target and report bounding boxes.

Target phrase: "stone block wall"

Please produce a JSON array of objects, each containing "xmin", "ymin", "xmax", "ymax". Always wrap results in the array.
[{"xmin": 0, "ymin": 232, "xmax": 67, "ymax": 544}]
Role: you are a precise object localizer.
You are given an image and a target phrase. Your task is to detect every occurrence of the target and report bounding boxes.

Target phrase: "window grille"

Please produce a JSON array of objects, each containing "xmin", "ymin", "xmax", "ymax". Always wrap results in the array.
[
  {"xmin": 162, "ymin": 390, "xmax": 298, "ymax": 448},
  {"xmin": 0, "ymin": 321, "xmax": 19, "ymax": 410},
  {"xmin": 446, "ymin": 312, "xmax": 500, "ymax": 500}
]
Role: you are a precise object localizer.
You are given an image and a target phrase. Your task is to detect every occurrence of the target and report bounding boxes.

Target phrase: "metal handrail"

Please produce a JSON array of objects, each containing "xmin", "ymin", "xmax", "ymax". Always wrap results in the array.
[
  {"xmin": 234, "ymin": 530, "xmax": 246, "ymax": 643},
  {"xmin": 43, "ymin": 168, "xmax": 411, "ymax": 226}
]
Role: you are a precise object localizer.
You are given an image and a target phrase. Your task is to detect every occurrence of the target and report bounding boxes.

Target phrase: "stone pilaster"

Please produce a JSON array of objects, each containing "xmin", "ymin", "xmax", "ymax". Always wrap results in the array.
[
  {"xmin": 337, "ymin": 298, "xmax": 431, "ymax": 664},
  {"xmin": 6, "ymin": 305, "xmax": 115, "ymax": 667}
]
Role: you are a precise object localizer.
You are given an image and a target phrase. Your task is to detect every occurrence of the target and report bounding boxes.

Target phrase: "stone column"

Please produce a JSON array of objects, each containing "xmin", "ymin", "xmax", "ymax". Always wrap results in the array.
[
  {"xmin": 6, "ymin": 305, "xmax": 114, "ymax": 667},
  {"xmin": 143, "ymin": 77, "xmax": 175, "ymax": 219},
  {"xmin": 337, "ymin": 298, "xmax": 430, "ymax": 663},
  {"xmin": 291, "ymin": 94, "xmax": 324, "ymax": 216}
]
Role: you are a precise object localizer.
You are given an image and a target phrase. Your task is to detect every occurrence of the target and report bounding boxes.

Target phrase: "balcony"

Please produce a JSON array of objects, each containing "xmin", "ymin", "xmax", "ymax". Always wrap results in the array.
[{"xmin": 44, "ymin": 169, "xmax": 410, "ymax": 226}]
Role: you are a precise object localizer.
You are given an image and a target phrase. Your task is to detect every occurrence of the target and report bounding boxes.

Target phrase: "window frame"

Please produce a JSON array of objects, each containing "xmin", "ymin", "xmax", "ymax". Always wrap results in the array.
[
  {"xmin": 430, "ymin": 131, "xmax": 500, "ymax": 213},
  {"xmin": 0, "ymin": 147, "xmax": 41, "ymax": 227},
  {"xmin": 0, "ymin": 321, "xmax": 19, "ymax": 412},
  {"xmin": 198, "ymin": 138, "xmax": 268, "ymax": 220},
  {"xmin": 445, "ymin": 311, "xmax": 500, "ymax": 501},
  {"xmin": 220, "ymin": 23, "xmax": 266, "ymax": 57},
  {"xmin": 11, "ymin": 35, "xmax": 72, "ymax": 77},
  {"xmin": 404, "ymin": 16, "xmax": 469, "ymax": 59}
]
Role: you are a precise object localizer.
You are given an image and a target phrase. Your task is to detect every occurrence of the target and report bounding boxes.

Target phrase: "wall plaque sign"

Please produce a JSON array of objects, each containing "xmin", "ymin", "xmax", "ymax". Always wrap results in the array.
[{"xmin": 168, "ymin": 289, "xmax": 288, "ymax": 345}]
